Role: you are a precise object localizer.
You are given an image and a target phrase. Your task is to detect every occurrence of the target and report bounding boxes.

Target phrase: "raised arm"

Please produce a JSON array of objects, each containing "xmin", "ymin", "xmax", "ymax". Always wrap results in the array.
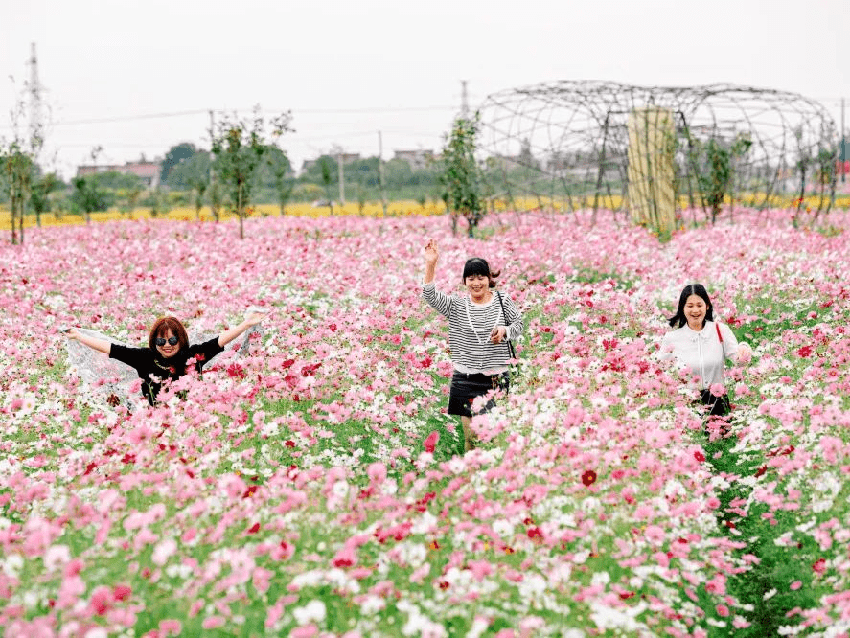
[
  {"xmin": 423, "ymin": 239, "xmax": 439, "ymax": 284},
  {"xmin": 218, "ymin": 310, "xmax": 269, "ymax": 348},
  {"xmin": 66, "ymin": 328, "xmax": 112, "ymax": 355}
]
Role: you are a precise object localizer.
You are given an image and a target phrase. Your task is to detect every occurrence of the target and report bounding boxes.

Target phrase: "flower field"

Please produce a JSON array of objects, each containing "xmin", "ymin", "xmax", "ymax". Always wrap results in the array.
[{"xmin": 1, "ymin": 209, "xmax": 850, "ymax": 637}]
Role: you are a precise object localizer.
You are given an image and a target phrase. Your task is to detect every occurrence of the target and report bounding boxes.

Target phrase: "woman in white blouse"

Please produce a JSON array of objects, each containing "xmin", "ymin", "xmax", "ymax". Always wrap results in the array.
[
  {"xmin": 422, "ymin": 239, "xmax": 523, "ymax": 452},
  {"xmin": 660, "ymin": 284, "xmax": 749, "ymax": 417}
]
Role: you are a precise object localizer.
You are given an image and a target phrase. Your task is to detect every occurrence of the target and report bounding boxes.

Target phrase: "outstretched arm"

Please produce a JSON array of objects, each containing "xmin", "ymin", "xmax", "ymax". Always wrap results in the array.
[
  {"xmin": 65, "ymin": 328, "xmax": 112, "ymax": 355},
  {"xmin": 218, "ymin": 310, "xmax": 269, "ymax": 348}
]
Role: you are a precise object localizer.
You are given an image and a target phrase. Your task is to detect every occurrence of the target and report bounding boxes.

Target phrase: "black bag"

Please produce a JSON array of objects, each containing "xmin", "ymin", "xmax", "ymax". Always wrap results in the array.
[{"xmin": 496, "ymin": 292, "xmax": 519, "ymax": 376}]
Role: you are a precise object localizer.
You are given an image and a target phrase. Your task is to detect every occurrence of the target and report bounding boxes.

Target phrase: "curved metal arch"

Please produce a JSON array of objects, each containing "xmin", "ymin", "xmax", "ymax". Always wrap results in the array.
[{"xmin": 477, "ymin": 81, "xmax": 837, "ymax": 221}]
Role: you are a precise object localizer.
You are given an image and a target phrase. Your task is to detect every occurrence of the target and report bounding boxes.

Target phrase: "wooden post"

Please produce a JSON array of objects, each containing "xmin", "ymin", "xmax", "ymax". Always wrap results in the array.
[{"xmin": 627, "ymin": 107, "xmax": 676, "ymax": 238}]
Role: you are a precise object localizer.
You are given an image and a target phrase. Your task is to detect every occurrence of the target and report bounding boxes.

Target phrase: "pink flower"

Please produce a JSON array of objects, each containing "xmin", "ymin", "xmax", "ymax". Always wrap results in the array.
[
  {"xmin": 90, "ymin": 585, "xmax": 112, "ymax": 615},
  {"xmin": 367, "ymin": 462, "xmax": 387, "ymax": 484},
  {"xmin": 423, "ymin": 430, "xmax": 439, "ymax": 453},
  {"xmin": 332, "ymin": 546, "xmax": 357, "ymax": 568},
  {"xmin": 202, "ymin": 616, "xmax": 226, "ymax": 629}
]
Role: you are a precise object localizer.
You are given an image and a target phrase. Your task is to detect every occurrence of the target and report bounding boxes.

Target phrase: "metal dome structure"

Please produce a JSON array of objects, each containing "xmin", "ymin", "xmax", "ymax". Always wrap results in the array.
[{"xmin": 477, "ymin": 81, "xmax": 838, "ymax": 230}]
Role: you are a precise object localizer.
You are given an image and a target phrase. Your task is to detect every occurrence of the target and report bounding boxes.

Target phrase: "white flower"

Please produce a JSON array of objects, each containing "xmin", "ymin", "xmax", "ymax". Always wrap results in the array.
[{"xmin": 292, "ymin": 600, "xmax": 326, "ymax": 625}]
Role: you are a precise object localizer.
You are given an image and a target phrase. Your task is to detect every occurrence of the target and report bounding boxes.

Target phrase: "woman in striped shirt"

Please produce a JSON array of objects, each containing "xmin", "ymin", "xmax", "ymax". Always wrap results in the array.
[{"xmin": 422, "ymin": 239, "xmax": 523, "ymax": 452}]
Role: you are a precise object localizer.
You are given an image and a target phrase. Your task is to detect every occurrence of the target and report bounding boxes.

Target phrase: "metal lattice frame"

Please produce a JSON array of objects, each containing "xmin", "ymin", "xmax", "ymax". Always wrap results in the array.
[{"xmin": 478, "ymin": 81, "xmax": 838, "ymax": 219}]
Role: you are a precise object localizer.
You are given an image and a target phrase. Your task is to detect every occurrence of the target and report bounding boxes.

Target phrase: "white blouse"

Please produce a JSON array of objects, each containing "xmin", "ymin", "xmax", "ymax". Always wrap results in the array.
[{"xmin": 659, "ymin": 321, "xmax": 738, "ymax": 389}]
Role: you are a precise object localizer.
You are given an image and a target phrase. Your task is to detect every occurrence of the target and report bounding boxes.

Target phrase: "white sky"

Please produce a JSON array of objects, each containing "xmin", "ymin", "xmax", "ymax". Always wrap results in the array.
[{"xmin": 2, "ymin": 0, "xmax": 848, "ymax": 179}]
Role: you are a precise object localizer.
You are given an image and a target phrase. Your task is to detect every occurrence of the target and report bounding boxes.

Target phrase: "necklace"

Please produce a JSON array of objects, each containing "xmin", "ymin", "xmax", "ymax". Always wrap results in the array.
[{"xmin": 465, "ymin": 296, "xmax": 500, "ymax": 345}]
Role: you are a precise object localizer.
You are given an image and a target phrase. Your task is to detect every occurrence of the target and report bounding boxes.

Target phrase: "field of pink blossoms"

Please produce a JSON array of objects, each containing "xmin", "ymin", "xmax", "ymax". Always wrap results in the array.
[{"xmin": 1, "ymin": 209, "xmax": 850, "ymax": 637}]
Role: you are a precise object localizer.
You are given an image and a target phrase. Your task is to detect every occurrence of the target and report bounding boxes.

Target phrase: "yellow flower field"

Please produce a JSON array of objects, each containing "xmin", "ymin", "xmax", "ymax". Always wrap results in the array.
[
  {"xmin": 0, "ymin": 200, "xmax": 448, "ymax": 229},
  {"xmin": 1, "ymin": 193, "xmax": 847, "ymax": 230}
]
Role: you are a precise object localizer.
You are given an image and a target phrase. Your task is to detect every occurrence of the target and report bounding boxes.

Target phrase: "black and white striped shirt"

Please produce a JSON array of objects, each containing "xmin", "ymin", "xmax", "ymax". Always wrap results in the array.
[{"xmin": 423, "ymin": 282, "xmax": 523, "ymax": 374}]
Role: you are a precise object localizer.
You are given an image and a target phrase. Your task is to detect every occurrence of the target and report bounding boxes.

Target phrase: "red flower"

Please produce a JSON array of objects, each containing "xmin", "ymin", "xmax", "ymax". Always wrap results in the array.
[
  {"xmin": 247, "ymin": 522, "xmax": 261, "ymax": 535},
  {"xmin": 424, "ymin": 431, "xmax": 439, "ymax": 453},
  {"xmin": 694, "ymin": 450, "xmax": 705, "ymax": 463},
  {"xmin": 581, "ymin": 469, "xmax": 597, "ymax": 487},
  {"xmin": 113, "ymin": 584, "xmax": 132, "ymax": 602},
  {"xmin": 301, "ymin": 363, "xmax": 321, "ymax": 377},
  {"xmin": 798, "ymin": 345, "xmax": 814, "ymax": 358}
]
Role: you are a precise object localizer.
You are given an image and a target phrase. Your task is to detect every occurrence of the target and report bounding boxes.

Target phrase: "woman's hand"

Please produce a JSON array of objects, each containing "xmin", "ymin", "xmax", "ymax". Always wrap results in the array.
[
  {"xmin": 490, "ymin": 326, "xmax": 507, "ymax": 344},
  {"xmin": 243, "ymin": 309, "xmax": 270, "ymax": 328},
  {"xmin": 423, "ymin": 239, "xmax": 439, "ymax": 266},
  {"xmin": 736, "ymin": 342, "xmax": 753, "ymax": 364},
  {"xmin": 63, "ymin": 327, "xmax": 111, "ymax": 354}
]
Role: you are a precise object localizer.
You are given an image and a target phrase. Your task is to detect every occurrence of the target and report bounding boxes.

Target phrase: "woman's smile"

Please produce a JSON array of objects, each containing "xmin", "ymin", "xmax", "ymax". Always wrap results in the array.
[{"xmin": 466, "ymin": 275, "xmax": 490, "ymax": 301}]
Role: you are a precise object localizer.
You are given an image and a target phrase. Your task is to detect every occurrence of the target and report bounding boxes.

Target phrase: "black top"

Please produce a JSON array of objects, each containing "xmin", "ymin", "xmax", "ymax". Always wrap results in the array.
[{"xmin": 110, "ymin": 337, "xmax": 224, "ymax": 405}]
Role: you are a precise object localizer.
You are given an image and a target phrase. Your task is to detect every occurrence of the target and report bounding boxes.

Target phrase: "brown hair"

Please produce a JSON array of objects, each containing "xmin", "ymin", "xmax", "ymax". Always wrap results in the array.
[{"xmin": 148, "ymin": 316, "xmax": 189, "ymax": 352}]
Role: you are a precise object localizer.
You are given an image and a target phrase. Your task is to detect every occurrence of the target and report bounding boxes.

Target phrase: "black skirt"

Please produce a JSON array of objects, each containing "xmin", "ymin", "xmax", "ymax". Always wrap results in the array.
[
  {"xmin": 699, "ymin": 389, "xmax": 730, "ymax": 417},
  {"xmin": 448, "ymin": 371, "xmax": 510, "ymax": 417}
]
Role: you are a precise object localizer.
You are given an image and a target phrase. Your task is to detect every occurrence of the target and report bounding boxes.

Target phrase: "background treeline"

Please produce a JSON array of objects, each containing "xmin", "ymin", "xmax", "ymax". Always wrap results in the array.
[{"xmin": 0, "ymin": 141, "xmax": 452, "ymax": 216}]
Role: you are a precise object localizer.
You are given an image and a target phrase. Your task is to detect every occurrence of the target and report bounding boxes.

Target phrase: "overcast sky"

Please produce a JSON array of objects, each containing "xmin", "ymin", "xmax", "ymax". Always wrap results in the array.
[{"xmin": 2, "ymin": 0, "xmax": 847, "ymax": 178}]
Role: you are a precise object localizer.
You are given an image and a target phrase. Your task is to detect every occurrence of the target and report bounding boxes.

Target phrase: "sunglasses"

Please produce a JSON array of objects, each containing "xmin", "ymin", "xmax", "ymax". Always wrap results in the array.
[{"xmin": 155, "ymin": 336, "xmax": 179, "ymax": 347}]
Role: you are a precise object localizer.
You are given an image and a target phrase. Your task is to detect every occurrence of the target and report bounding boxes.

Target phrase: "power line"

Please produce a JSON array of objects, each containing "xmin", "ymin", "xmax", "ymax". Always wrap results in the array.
[
  {"xmin": 52, "ymin": 109, "xmax": 210, "ymax": 126},
  {"xmin": 43, "ymin": 104, "xmax": 458, "ymax": 127}
]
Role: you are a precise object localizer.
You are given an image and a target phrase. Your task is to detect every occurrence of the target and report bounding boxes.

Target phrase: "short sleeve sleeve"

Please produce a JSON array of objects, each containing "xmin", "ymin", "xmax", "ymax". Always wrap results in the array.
[
  {"xmin": 109, "ymin": 344, "xmax": 150, "ymax": 374},
  {"xmin": 719, "ymin": 323, "xmax": 739, "ymax": 359},
  {"xmin": 188, "ymin": 337, "xmax": 225, "ymax": 367}
]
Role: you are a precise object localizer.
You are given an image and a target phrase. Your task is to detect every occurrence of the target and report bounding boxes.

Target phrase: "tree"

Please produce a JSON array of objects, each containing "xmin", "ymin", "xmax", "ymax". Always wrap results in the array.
[
  {"xmin": 209, "ymin": 181, "xmax": 222, "ymax": 222},
  {"xmin": 1, "ymin": 87, "xmax": 39, "ymax": 244},
  {"xmin": 160, "ymin": 143, "xmax": 197, "ymax": 185},
  {"xmin": 442, "ymin": 112, "xmax": 483, "ymax": 237},
  {"xmin": 30, "ymin": 171, "xmax": 62, "ymax": 225},
  {"xmin": 1, "ymin": 142, "xmax": 34, "ymax": 244},
  {"xmin": 211, "ymin": 106, "xmax": 293, "ymax": 238},
  {"xmin": 87, "ymin": 170, "xmax": 145, "ymax": 191},
  {"xmin": 685, "ymin": 131, "xmax": 752, "ymax": 224},
  {"xmin": 264, "ymin": 145, "xmax": 293, "ymax": 215},
  {"xmin": 319, "ymin": 156, "xmax": 335, "ymax": 215},
  {"xmin": 71, "ymin": 176, "xmax": 108, "ymax": 221},
  {"xmin": 164, "ymin": 150, "xmax": 210, "ymax": 191},
  {"xmin": 164, "ymin": 151, "xmax": 211, "ymax": 219}
]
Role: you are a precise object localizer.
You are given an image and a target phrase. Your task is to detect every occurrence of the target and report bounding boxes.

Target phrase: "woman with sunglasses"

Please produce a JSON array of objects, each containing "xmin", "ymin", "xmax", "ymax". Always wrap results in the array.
[{"xmin": 65, "ymin": 311, "xmax": 268, "ymax": 405}]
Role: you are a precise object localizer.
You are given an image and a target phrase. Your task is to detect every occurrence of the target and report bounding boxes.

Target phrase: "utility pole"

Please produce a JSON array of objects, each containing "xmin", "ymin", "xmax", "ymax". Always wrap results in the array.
[
  {"xmin": 336, "ymin": 145, "xmax": 345, "ymax": 205},
  {"xmin": 209, "ymin": 110, "xmax": 219, "ymax": 220},
  {"xmin": 461, "ymin": 80, "xmax": 470, "ymax": 118},
  {"xmin": 378, "ymin": 131, "xmax": 387, "ymax": 217},
  {"xmin": 840, "ymin": 97, "xmax": 845, "ymax": 183},
  {"xmin": 28, "ymin": 42, "xmax": 43, "ymax": 158},
  {"xmin": 26, "ymin": 42, "xmax": 43, "ymax": 233}
]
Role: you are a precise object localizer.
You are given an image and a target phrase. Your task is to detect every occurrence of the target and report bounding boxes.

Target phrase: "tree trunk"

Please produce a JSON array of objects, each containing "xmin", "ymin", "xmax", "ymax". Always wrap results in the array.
[
  {"xmin": 238, "ymin": 181, "xmax": 245, "ymax": 240},
  {"xmin": 19, "ymin": 196, "xmax": 25, "ymax": 244},
  {"xmin": 10, "ymin": 195, "xmax": 18, "ymax": 245}
]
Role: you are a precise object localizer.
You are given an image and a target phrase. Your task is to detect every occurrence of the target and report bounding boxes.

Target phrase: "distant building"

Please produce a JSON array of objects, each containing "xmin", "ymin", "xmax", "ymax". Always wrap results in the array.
[
  {"xmin": 393, "ymin": 149, "xmax": 434, "ymax": 170},
  {"xmin": 301, "ymin": 152, "xmax": 362, "ymax": 173},
  {"xmin": 76, "ymin": 159, "xmax": 161, "ymax": 188}
]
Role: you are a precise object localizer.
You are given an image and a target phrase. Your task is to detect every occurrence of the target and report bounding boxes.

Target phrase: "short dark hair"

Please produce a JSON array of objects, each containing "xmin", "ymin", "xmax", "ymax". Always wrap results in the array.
[
  {"xmin": 149, "ymin": 316, "xmax": 189, "ymax": 352},
  {"xmin": 668, "ymin": 284, "xmax": 714, "ymax": 328},
  {"xmin": 462, "ymin": 257, "xmax": 501, "ymax": 288}
]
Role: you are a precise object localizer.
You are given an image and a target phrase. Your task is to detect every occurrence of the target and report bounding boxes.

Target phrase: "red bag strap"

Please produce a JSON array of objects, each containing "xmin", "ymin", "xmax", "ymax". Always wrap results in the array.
[{"xmin": 715, "ymin": 323, "xmax": 723, "ymax": 343}]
